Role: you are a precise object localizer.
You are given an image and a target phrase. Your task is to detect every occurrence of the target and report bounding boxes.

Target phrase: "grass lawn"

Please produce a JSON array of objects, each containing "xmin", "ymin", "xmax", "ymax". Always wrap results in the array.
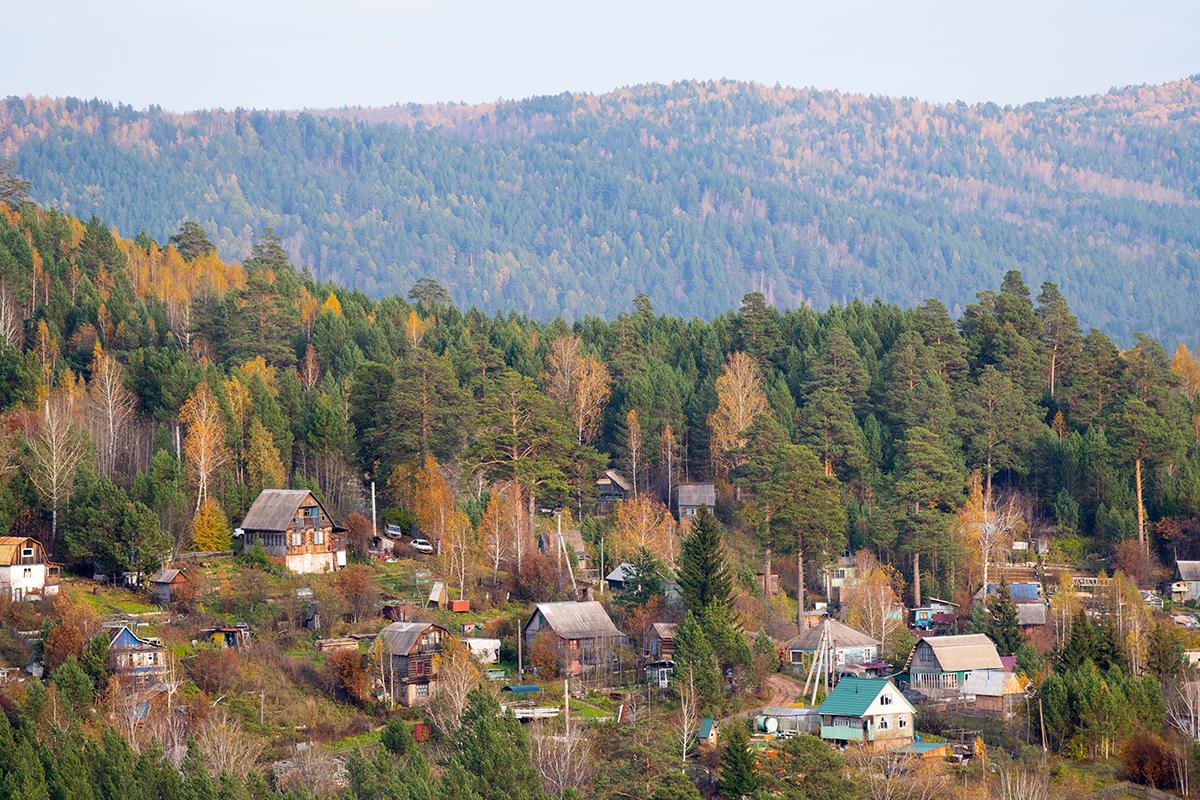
[{"xmin": 65, "ymin": 580, "xmax": 159, "ymax": 616}]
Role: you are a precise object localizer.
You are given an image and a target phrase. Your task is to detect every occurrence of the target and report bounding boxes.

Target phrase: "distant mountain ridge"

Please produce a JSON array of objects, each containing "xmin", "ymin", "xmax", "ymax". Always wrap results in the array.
[{"xmin": 2, "ymin": 78, "xmax": 1199, "ymax": 343}]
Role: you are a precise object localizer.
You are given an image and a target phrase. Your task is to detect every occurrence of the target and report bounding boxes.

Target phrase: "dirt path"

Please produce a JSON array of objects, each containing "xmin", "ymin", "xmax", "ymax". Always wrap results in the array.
[{"xmin": 719, "ymin": 672, "xmax": 807, "ymax": 726}]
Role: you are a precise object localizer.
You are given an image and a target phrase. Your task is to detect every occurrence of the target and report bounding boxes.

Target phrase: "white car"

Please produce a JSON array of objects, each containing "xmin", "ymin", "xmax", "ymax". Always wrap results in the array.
[{"xmin": 410, "ymin": 538, "xmax": 434, "ymax": 554}]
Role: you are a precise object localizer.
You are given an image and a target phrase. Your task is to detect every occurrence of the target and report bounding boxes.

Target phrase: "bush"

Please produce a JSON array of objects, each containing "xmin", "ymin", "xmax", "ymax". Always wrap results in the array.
[{"xmin": 1120, "ymin": 732, "xmax": 1173, "ymax": 789}]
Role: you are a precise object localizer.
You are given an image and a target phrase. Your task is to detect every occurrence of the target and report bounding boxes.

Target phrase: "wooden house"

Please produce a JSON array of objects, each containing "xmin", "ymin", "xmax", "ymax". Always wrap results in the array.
[
  {"xmin": 0, "ymin": 536, "xmax": 60, "ymax": 601},
  {"xmin": 697, "ymin": 717, "xmax": 718, "ymax": 750},
  {"xmin": 645, "ymin": 622, "xmax": 677, "ymax": 661},
  {"xmin": 238, "ymin": 489, "xmax": 347, "ymax": 574},
  {"xmin": 604, "ymin": 562, "xmax": 636, "ymax": 592},
  {"xmin": 106, "ymin": 625, "xmax": 169, "ymax": 690},
  {"xmin": 908, "ymin": 634, "xmax": 1003, "ymax": 693},
  {"xmin": 674, "ymin": 483, "xmax": 715, "ymax": 520},
  {"xmin": 817, "ymin": 677, "xmax": 915, "ymax": 751},
  {"xmin": 375, "ymin": 621, "xmax": 450, "ymax": 707},
  {"xmin": 1175, "ymin": 561, "xmax": 1200, "ymax": 604},
  {"xmin": 148, "ymin": 567, "xmax": 189, "ymax": 605},
  {"xmin": 783, "ymin": 616, "xmax": 879, "ymax": 673},
  {"xmin": 911, "ymin": 597, "xmax": 959, "ymax": 632},
  {"xmin": 523, "ymin": 601, "xmax": 623, "ymax": 675},
  {"xmin": 960, "ymin": 669, "xmax": 1027, "ymax": 718},
  {"xmin": 594, "ymin": 470, "xmax": 632, "ymax": 515}
]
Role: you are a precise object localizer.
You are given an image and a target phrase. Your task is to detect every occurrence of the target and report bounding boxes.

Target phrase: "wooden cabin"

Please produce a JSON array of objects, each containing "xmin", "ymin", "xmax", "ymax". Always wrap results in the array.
[
  {"xmin": 523, "ymin": 601, "xmax": 623, "ymax": 675},
  {"xmin": 238, "ymin": 490, "xmax": 347, "ymax": 574},
  {"xmin": 674, "ymin": 483, "xmax": 716, "ymax": 520},
  {"xmin": 0, "ymin": 536, "xmax": 60, "ymax": 601},
  {"xmin": 375, "ymin": 621, "xmax": 451, "ymax": 707},
  {"xmin": 594, "ymin": 469, "xmax": 632, "ymax": 515},
  {"xmin": 106, "ymin": 625, "xmax": 169, "ymax": 690},
  {"xmin": 148, "ymin": 567, "xmax": 189, "ymax": 605},
  {"xmin": 908, "ymin": 634, "xmax": 1003, "ymax": 694}
]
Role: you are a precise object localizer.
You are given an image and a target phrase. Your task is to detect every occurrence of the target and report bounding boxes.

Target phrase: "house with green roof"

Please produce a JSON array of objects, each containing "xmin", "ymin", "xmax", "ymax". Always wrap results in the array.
[{"xmin": 816, "ymin": 677, "xmax": 916, "ymax": 751}]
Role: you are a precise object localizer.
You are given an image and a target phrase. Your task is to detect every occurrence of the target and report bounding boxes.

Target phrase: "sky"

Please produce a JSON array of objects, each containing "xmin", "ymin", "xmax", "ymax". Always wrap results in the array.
[{"xmin": 4, "ymin": 1, "xmax": 1199, "ymax": 111}]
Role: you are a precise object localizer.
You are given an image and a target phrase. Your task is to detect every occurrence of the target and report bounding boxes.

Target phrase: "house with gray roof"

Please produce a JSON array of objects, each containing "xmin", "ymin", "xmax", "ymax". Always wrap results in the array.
[
  {"xmin": 238, "ymin": 489, "xmax": 347, "ymax": 574},
  {"xmin": 908, "ymin": 633, "xmax": 1003, "ymax": 694},
  {"xmin": 1174, "ymin": 561, "xmax": 1200, "ymax": 604},
  {"xmin": 374, "ymin": 621, "xmax": 451, "ymax": 706},
  {"xmin": 783, "ymin": 616, "xmax": 880, "ymax": 673},
  {"xmin": 523, "ymin": 601, "xmax": 623, "ymax": 675},
  {"xmin": 674, "ymin": 482, "xmax": 716, "ymax": 520},
  {"xmin": 595, "ymin": 469, "xmax": 632, "ymax": 515}
]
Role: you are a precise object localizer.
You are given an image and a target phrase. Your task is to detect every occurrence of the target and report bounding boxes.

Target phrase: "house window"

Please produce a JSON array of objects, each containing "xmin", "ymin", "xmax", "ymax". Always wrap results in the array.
[
  {"xmin": 415, "ymin": 660, "xmax": 425, "ymax": 676},
  {"xmin": 899, "ymin": 719, "xmax": 907, "ymax": 728},
  {"xmin": 290, "ymin": 532, "xmax": 303, "ymax": 547},
  {"xmin": 21, "ymin": 547, "xmax": 33, "ymax": 559},
  {"xmin": 878, "ymin": 719, "xmax": 888, "ymax": 729},
  {"xmin": 415, "ymin": 685, "xmax": 429, "ymax": 698},
  {"xmin": 314, "ymin": 530, "xmax": 325, "ymax": 545},
  {"xmin": 880, "ymin": 695, "xmax": 892, "ymax": 705},
  {"xmin": 23, "ymin": 568, "xmax": 32, "ymax": 578}
]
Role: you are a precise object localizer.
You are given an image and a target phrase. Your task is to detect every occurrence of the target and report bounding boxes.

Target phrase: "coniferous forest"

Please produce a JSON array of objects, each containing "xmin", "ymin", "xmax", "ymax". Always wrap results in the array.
[
  {"xmin": 3, "ymin": 153, "xmax": 1200, "ymax": 798},
  {"xmin": 3, "ymin": 78, "xmax": 1200, "ymax": 343}
]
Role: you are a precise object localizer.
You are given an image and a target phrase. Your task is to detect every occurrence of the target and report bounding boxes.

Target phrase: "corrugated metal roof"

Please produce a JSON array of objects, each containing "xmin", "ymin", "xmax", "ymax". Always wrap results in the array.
[
  {"xmin": 916, "ymin": 634, "xmax": 1003, "ymax": 672},
  {"xmin": 676, "ymin": 483, "xmax": 716, "ymax": 507},
  {"xmin": 240, "ymin": 490, "xmax": 317, "ymax": 531},
  {"xmin": 606, "ymin": 563, "xmax": 636, "ymax": 582},
  {"xmin": 378, "ymin": 621, "xmax": 446, "ymax": 656},
  {"xmin": 1179, "ymin": 561, "xmax": 1200, "ymax": 581},
  {"xmin": 1016, "ymin": 604, "xmax": 1047, "ymax": 626},
  {"xmin": 785, "ymin": 618, "xmax": 878, "ymax": 651},
  {"xmin": 817, "ymin": 677, "xmax": 890, "ymax": 717},
  {"xmin": 530, "ymin": 601, "xmax": 622, "ymax": 640},
  {"xmin": 149, "ymin": 568, "xmax": 184, "ymax": 584}
]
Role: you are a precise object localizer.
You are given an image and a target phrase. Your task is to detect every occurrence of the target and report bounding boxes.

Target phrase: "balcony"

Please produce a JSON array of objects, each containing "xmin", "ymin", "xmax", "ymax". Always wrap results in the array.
[{"xmin": 820, "ymin": 724, "xmax": 865, "ymax": 742}]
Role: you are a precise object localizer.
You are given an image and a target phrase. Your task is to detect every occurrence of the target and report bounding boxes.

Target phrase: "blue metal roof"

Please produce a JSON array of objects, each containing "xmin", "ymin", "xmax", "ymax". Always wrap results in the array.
[{"xmin": 501, "ymin": 684, "xmax": 540, "ymax": 693}]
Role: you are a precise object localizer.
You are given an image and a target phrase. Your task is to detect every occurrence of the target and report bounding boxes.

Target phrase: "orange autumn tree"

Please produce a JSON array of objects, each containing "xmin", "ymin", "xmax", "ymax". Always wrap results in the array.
[
  {"xmin": 413, "ymin": 453, "xmax": 452, "ymax": 551},
  {"xmin": 544, "ymin": 333, "xmax": 611, "ymax": 445},
  {"xmin": 180, "ymin": 382, "xmax": 229, "ymax": 513},
  {"xmin": 708, "ymin": 351, "xmax": 768, "ymax": 480},
  {"xmin": 612, "ymin": 495, "xmax": 677, "ymax": 567},
  {"xmin": 192, "ymin": 497, "xmax": 231, "ymax": 551}
]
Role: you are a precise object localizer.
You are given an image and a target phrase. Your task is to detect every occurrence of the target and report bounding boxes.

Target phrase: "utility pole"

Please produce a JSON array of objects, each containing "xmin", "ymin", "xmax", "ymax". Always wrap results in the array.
[{"xmin": 371, "ymin": 480, "xmax": 378, "ymax": 541}]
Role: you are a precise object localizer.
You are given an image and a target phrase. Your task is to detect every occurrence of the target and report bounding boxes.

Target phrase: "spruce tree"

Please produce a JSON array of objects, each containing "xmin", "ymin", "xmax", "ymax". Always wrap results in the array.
[
  {"xmin": 673, "ymin": 611, "xmax": 723, "ymax": 710},
  {"xmin": 677, "ymin": 506, "xmax": 731, "ymax": 613},
  {"xmin": 985, "ymin": 582, "xmax": 1022, "ymax": 656},
  {"xmin": 717, "ymin": 724, "xmax": 758, "ymax": 800}
]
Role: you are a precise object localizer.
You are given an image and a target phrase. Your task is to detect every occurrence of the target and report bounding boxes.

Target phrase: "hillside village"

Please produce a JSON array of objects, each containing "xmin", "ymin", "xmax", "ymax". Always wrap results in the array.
[{"xmin": 2, "ymin": 183, "xmax": 1200, "ymax": 798}]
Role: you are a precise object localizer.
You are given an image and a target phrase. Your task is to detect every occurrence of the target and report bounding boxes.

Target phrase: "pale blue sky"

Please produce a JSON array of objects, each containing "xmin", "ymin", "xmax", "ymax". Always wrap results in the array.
[{"xmin": 4, "ymin": 0, "xmax": 1198, "ymax": 110}]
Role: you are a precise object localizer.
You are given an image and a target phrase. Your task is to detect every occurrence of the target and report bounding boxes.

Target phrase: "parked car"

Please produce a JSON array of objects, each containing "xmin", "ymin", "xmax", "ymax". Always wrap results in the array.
[
  {"xmin": 410, "ymin": 538, "xmax": 434, "ymax": 554},
  {"xmin": 385, "ymin": 523, "xmax": 404, "ymax": 537}
]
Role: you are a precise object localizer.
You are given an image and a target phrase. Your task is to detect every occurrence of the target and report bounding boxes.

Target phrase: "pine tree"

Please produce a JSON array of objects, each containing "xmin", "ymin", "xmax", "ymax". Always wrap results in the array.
[
  {"xmin": 677, "ymin": 506, "xmax": 731, "ymax": 612},
  {"xmin": 448, "ymin": 689, "xmax": 545, "ymax": 800},
  {"xmin": 717, "ymin": 724, "xmax": 758, "ymax": 800}
]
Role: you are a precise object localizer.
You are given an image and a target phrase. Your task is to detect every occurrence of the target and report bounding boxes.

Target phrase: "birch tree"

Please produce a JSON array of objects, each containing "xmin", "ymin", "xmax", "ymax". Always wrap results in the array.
[
  {"xmin": 87, "ymin": 343, "xmax": 136, "ymax": 477},
  {"xmin": 708, "ymin": 351, "xmax": 768, "ymax": 480},
  {"xmin": 479, "ymin": 488, "xmax": 510, "ymax": 585},
  {"xmin": 25, "ymin": 389, "xmax": 88, "ymax": 549},
  {"xmin": 179, "ymin": 382, "xmax": 228, "ymax": 513}
]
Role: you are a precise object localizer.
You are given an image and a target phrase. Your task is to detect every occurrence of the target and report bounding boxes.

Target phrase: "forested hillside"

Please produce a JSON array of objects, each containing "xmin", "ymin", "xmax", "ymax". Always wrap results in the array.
[
  {"xmin": 2, "ymin": 189, "xmax": 1200, "ymax": 606},
  {"xmin": 3, "ymin": 78, "xmax": 1200, "ymax": 342}
]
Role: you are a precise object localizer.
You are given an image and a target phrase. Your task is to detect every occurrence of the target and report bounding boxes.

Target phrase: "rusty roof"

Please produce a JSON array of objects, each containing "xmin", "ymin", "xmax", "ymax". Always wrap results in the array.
[
  {"xmin": 0, "ymin": 536, "xmax": 42, "ymax": 566},
  {"xmin": 240, "ymin": 490, "xmax": 328, "ymax": 532}
]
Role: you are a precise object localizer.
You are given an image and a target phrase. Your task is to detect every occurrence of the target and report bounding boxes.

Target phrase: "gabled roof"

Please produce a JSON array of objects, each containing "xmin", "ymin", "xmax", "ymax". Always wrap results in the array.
[
  {"xmin": 107, "ymin": 625, "xmax": 164, "ymax": 652},
  {"xmin": 606, "ymin": 563, "xmax": 636, "ymax": 583},
  {"xmin": 0, "ymin": 536, "xmax": 42, "ymax": 566},
  {"xmin": 676, "ymin": 483, "xmax": 716, "ymax": 507},
  {"xmin": 817, "ymin": 677, "xmax": 894, "ymax": 717},
  {"xmin": 698, "ymin": 717, "xmax": 715, "ymax": 738},
  {"xmin": 785, "ymin": 618, "xmax": 878, "ymax": 651},
  {"xmin": 916, "ymin": 634, "xmax": 1004, "ymax": 672},
  {"xmin": 649, "ymin": 622, "xmax": 677, "ymax": 640},
  {"xmin": 378, "ymin": 621, "xmax": 446, "ymax": 656},
  {"xmin": 1179, "ymin": 561, "xmax": 1200, "ymax": 581},
  {"xmin": 240, "ymin": 489, "xmax": 343, "ymax": 532},
  {"xmin": 529, "ymin": 601, "xmax": 622, "ymax": 640},
  {"xmin": 560, "ymin": 528, "xmax": 586, "ymax": 556},
  {"xmin": 149, "ymin": 568, "xmax": 186, "ymax": 584},
  {"xmin": 596, "ymin": 469, "xmax": 632, "ymax": 493}
]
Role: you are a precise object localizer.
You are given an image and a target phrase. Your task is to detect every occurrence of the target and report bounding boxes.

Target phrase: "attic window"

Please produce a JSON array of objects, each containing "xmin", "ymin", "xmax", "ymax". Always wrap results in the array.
[
  {"xmin": 880, "ymin": 695, "xmax": 892, "ymax": 705},
  {"xmin": 21, "ymin": 547, "xmax": 33, "ymax": 558}
]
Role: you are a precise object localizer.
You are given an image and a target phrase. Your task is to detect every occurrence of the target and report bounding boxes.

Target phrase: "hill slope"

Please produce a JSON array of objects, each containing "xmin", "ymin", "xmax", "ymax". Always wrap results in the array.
[{"xmin": 3, "ymin": 79, "xmax": 1200, "ymax": 341}]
